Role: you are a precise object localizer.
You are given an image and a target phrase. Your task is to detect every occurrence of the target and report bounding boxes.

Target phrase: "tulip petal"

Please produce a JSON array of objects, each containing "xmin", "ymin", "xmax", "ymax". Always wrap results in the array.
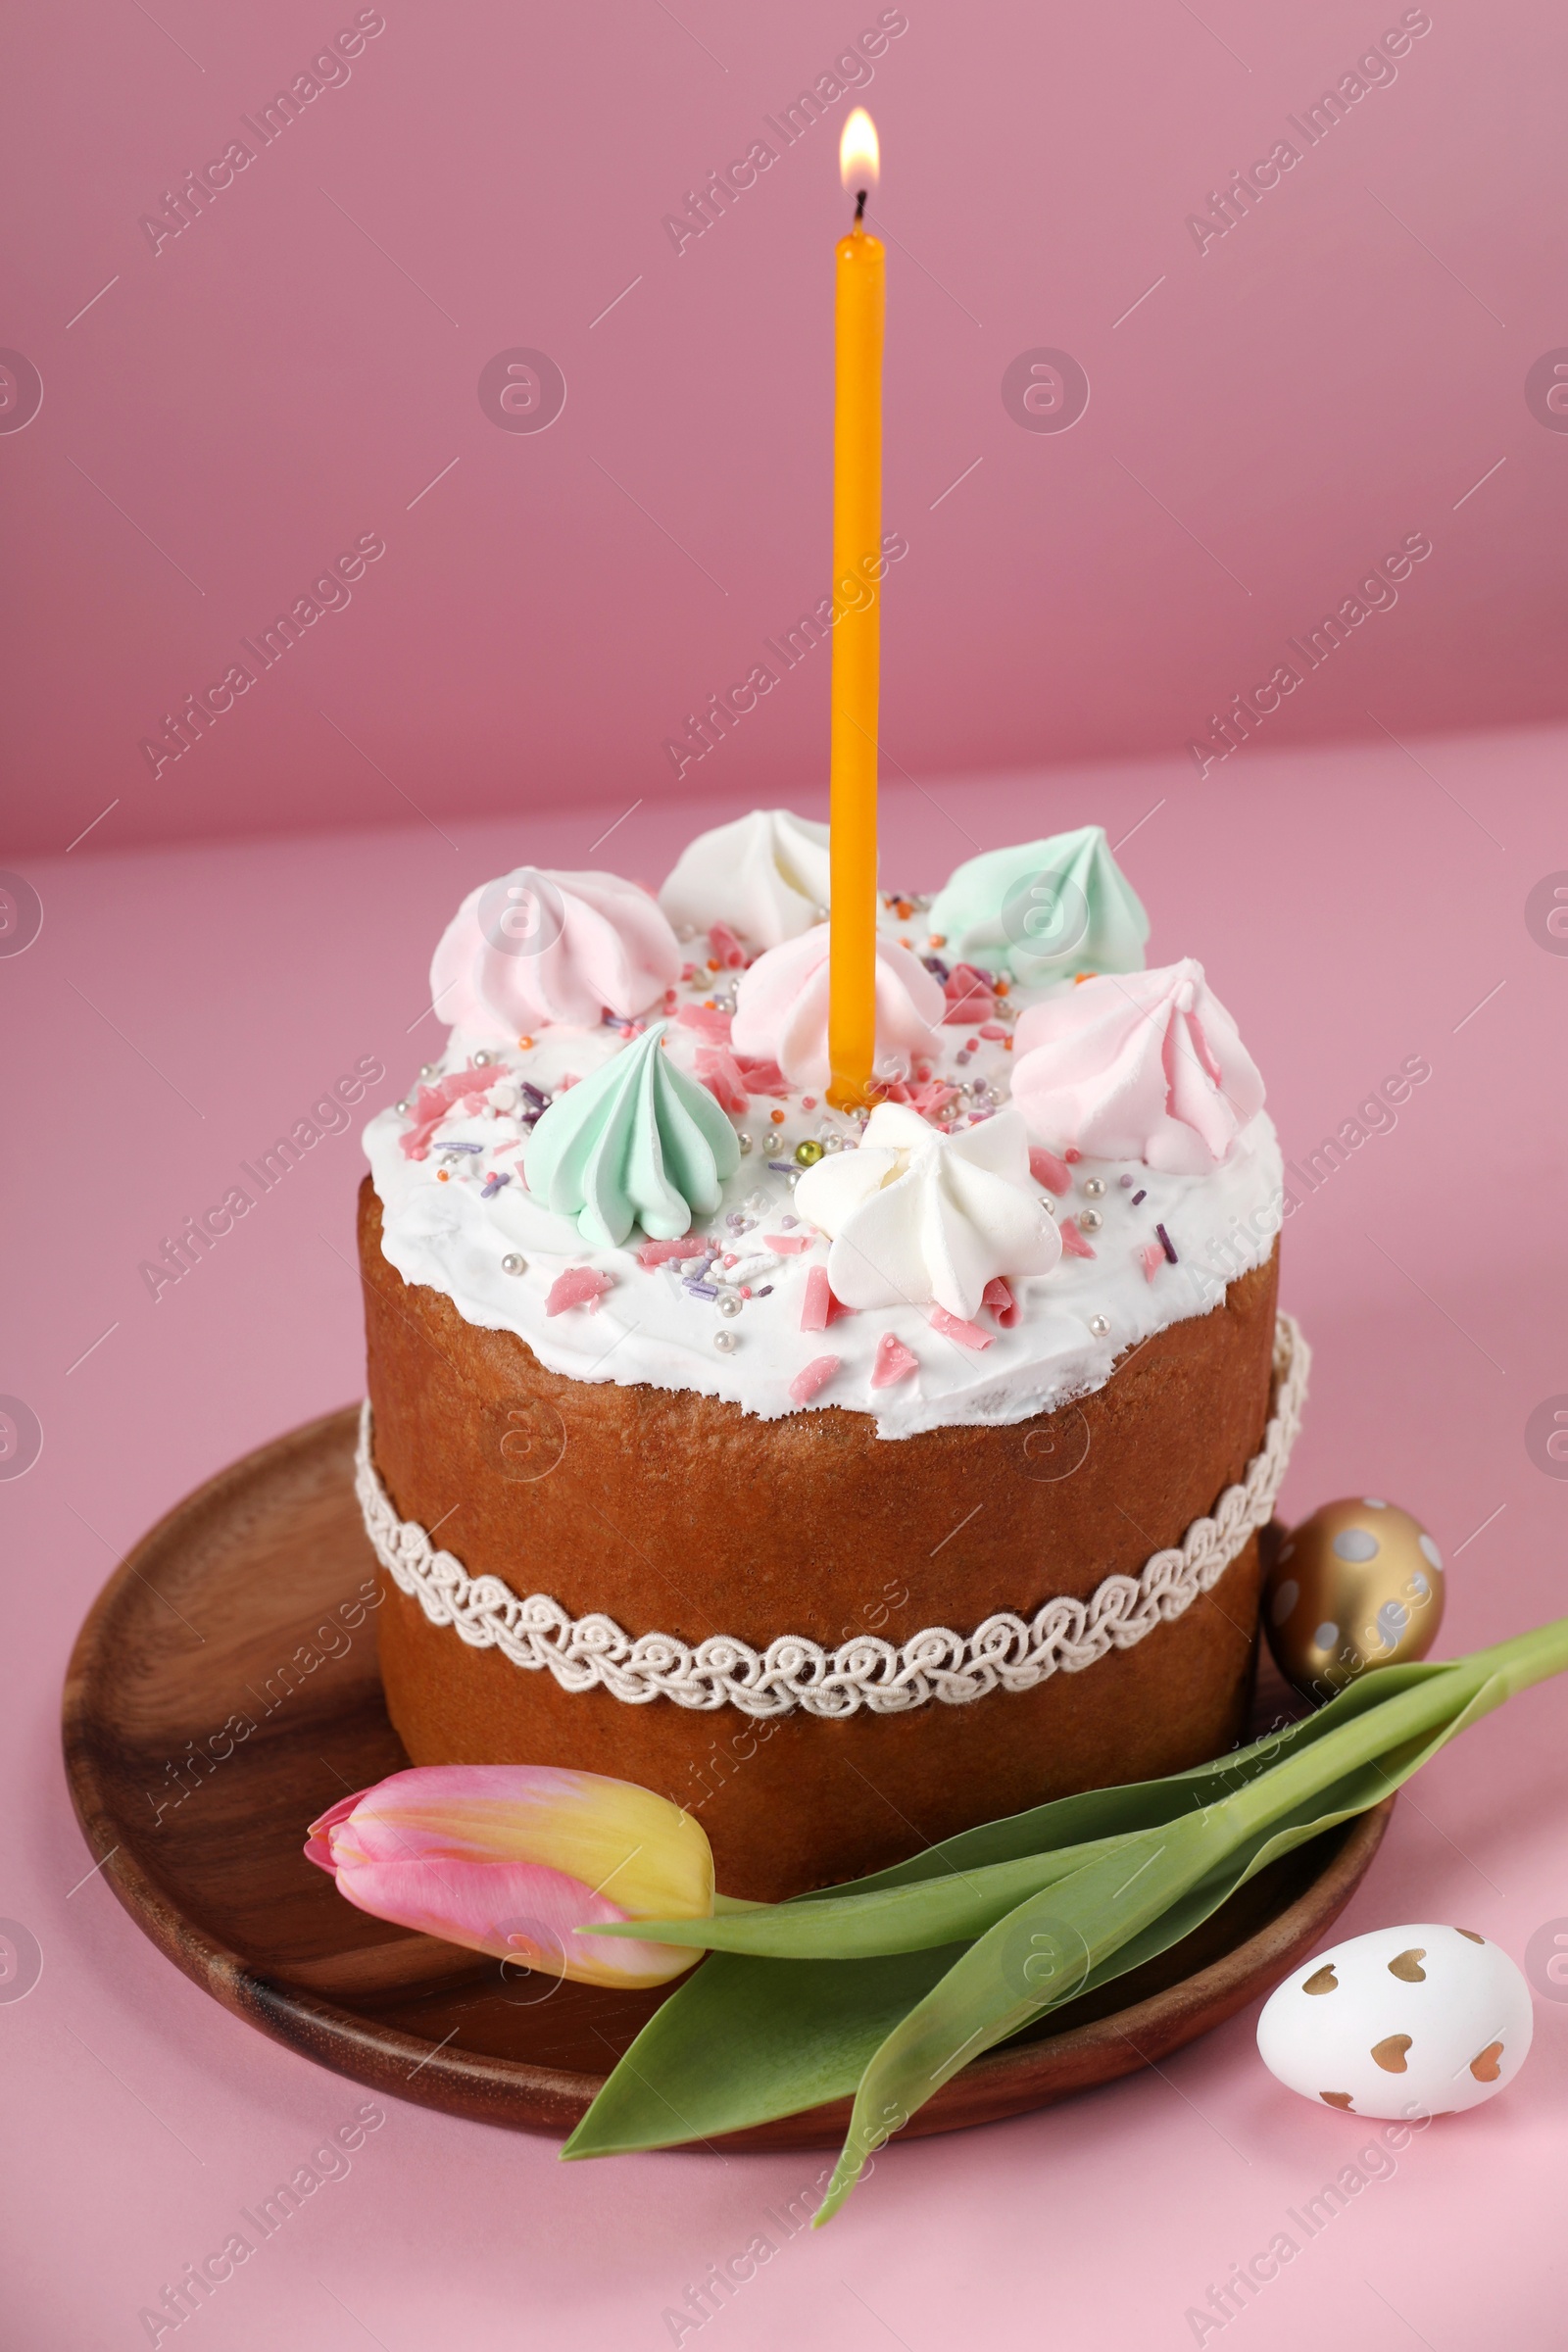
[
  {"xmin": 305, "ymin": 1788, "xmax": 373, "ymax": 1871},
  {"xmin": 327, "ymin": 1852, "xmax": 701, "ymax": 1987},
  {"xmin": 304, "ymin": 1762, "xmax": 714, "ymax": 1989}
]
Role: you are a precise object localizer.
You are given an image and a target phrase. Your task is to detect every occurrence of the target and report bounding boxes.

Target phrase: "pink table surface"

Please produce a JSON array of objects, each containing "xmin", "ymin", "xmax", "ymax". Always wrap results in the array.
[{"xmin": 5, "ymin": 733, "xmax": 1567, "ymax": 2350}]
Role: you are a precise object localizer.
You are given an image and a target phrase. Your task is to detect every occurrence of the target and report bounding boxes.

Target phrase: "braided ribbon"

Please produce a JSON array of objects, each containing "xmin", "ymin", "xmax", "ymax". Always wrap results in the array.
[{"xmin": 356, "ymin": 1313, "xmax": 1306, "ymax": 1720}]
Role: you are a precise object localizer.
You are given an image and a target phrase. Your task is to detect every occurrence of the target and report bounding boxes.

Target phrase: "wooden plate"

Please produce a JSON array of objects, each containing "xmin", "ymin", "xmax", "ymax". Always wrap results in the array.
[{"xmin": 62, "ymin": 1407, "xmax": 1391, "ymax": 2149}]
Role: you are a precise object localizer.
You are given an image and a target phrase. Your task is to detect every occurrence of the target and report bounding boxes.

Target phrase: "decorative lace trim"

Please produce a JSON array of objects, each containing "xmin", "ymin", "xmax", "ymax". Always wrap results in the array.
[{"xmin": 356, "ymin": 1313, "xmax": 1306, "ymax": 1720}]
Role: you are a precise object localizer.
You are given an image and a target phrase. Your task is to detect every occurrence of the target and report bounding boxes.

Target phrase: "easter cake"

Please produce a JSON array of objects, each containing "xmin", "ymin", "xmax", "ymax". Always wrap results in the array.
[{"xmin": 356, "ymin": 812, "xmax": 1299, "ymax": 1901}]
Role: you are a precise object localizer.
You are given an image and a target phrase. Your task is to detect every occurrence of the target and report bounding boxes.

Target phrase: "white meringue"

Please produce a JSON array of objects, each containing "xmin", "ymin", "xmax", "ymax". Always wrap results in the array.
[
  {"xmin": 730, "ymin": 922, "xmax": 944, "ymax": 1092},
  {"xmin": 430, "ymin": 866, "xmax": 681, "ymax": 1036},
  {"xmin": 658, "ymin": 808, "xmax": 832, "ymax": 950},
  {"xmin": 1011, "ymin": 957, "xmax": 1265, "ymax": 1174},
  {"xmin": 792, "ymin": 1102, "xmax": 1062, "ymax": 1319}
]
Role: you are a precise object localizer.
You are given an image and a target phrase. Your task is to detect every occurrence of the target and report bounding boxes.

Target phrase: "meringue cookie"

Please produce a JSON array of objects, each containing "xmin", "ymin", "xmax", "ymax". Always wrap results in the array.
[
  {"xmin": 928, "ymin": 824, "xmax": 1149, "ymax": 985},
  {"xmin": 659, "ymin": 808, "xmax": 833, "ymax": 952},
  {"xmin": 731, "ymin": 922, "xmax": 944, "ymax": 1092},
  {"xmin": 431, "ymin": 867, "xmax": 681, "ymax": 1036},
  {"xmin": 1011, "ymin": 957, "xmax": 1264, "ymax": 1174},
  {"xmin": 793, "ymin": 1102, "xmax": 1061, "ymax": 1319},
  {"xmin": 524, "ymin": 1022, "xmax": 740, "ymax": 1247}
]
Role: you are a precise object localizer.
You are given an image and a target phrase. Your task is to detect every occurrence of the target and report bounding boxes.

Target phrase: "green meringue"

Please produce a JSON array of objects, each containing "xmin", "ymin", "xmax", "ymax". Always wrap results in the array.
[
  {"xmin": 928, "ymin": 824, "xmax": 1149, "ymax": 985},
  {"xmin": 524, "ymin": 1022, "xmax": 740, "ymax": 1248}
]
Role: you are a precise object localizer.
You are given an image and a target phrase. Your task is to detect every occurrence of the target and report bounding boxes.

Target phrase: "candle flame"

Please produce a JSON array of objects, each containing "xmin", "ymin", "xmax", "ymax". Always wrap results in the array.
[{"xmin": 839, "ymin": 108, "xmax": 879, "ymax": 193}]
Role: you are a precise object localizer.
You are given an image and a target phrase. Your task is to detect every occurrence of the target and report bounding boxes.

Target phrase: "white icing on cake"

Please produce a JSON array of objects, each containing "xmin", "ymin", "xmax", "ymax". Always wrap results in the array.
[{"xmin": 366, "ymin": 832, "xmax": 1284, "ymax": 1440}]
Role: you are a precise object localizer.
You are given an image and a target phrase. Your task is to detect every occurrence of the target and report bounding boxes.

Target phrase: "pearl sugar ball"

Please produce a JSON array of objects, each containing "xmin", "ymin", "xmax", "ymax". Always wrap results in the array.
[{"xmin": 1263, "ymin": 1496, "xmax": 1445, "ymax": 1696}]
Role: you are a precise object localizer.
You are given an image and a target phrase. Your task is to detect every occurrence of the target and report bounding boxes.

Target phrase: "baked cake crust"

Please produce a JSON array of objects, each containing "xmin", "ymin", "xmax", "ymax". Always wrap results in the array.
[{"xmin": 360, "ymin": 1178, "xmax": 1279, "ymax": 1899}]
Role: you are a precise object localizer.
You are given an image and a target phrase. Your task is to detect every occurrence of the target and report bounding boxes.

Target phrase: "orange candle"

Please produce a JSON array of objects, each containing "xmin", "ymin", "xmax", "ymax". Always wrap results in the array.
[{"xmin": 827, "ymin": 108, "xmax": 885, "ymax": 1111}]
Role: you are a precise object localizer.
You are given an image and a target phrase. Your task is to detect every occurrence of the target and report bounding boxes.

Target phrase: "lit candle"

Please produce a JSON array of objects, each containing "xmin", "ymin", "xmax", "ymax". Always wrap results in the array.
[{"xmin": 827, "ymin": 107, "xmax": 884, "ymax": 1111}]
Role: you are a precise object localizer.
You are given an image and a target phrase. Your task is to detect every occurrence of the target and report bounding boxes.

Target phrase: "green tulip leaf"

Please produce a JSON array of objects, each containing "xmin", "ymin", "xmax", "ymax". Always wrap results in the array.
[{"xmin": 564, "ymin": 1619, "xmax": 1568, "ymax": 2223}]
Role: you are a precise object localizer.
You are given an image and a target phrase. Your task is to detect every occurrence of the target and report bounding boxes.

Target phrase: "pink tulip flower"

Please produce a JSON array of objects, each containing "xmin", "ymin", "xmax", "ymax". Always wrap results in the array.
[{"xmin": 307, "ymin": 1764, "xmax": 714, "ymax": 1988}]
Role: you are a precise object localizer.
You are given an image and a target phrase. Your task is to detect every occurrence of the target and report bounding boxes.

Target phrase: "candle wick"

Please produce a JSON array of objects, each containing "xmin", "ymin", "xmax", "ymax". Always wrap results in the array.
[{"xmin": 854, "ymin": 188, "xmax": 867, "ymax": 224}]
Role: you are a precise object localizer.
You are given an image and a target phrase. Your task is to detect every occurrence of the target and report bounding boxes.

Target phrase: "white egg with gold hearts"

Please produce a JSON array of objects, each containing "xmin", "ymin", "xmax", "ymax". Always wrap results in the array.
[{"xmin": 1257, "ymin": 1923, "xmax": 1533, "ymax": 2119}]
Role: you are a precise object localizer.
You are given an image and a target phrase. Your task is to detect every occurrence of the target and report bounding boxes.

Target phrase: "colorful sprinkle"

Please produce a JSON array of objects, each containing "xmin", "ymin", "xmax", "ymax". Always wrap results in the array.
[
  {"xmin": 545, "ymin": 1267, "xmax": 612, "ymax": 1315},
  {"xmin": 480, "ymin": 1172, "xmax": 513, "ymax": 1199},
  {"xmin": 928, "ymin": 1305, "xmax": 993, "ymax": 1350},
  {"xmin": 1155, "ymin": 1222, "xmax": 1179, "ymax": 1264},
  {"xmin": 399, "ymin": 1064, "xmax": 510, "ymax": 1161},
  {"xmin": 941, "ymin": 962, "xmax": 997, "ymax": 1025},
  {"xmin": 692, "ymin": 1047, "xmax": 749, "ymax": 1112},
  {"xmin": 677, "ymin": 1002, "xmax": 734, "ymax": 1039},
  {"xmin": 735, "ymin": 1054, "xmax": 791, "ymax": 1097},
  {"xmin": 789, "ymin": 1354, "xmax": 841, "ymax": 1404},
  {"xmin": 765, "ymin": 1233, "xmax": 815, "ymax": 1253},
  {"xmin": 635, "ymin": 1236, "xmax": 709, "ymax": 1269},
  {"xmin": 870, "ymin": 1332, "xmax": 918, "ymax": 1389},
  {"xmin": 1132, "ymin": 1189, "xmax": 1147, "ymax": 1206},
  {"xmin": 1028, "ymin": 1146, "xmax": 1072, "ymax": 1196},
  {"xmin": 801, "ymin": 1264, "xmax": 851, "ymax": 1331}
]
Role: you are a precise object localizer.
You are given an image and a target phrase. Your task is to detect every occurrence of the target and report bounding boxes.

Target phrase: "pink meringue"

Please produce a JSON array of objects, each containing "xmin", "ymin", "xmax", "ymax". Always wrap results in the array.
[
  {"xmin": 430, "ymin": 867, "xmax": 681, "ymax": 1036},
  {"xmin": 730, "ymin": 922, "xmax": 944, "ymax": 1092},
  {"xmin": 1011, "ymin": 958, "xmax": 1265, "ymax": 1175}
]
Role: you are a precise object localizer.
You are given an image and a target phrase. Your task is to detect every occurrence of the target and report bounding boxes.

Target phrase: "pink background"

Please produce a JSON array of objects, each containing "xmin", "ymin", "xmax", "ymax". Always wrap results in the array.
[
  {"xmin": 6, "ymin": 0, "xmax": 1568, "ymax": 2343},
  {"xmin": 4, "ymin": 0, "xmax": 1568, "ymax": 856}
]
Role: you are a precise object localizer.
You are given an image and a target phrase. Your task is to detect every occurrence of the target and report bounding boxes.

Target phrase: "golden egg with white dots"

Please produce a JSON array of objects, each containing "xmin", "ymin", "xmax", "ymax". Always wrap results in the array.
[{"xmin": 1263, "ymin": 1496, "xmax": 1445, "ymax": 1698}]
